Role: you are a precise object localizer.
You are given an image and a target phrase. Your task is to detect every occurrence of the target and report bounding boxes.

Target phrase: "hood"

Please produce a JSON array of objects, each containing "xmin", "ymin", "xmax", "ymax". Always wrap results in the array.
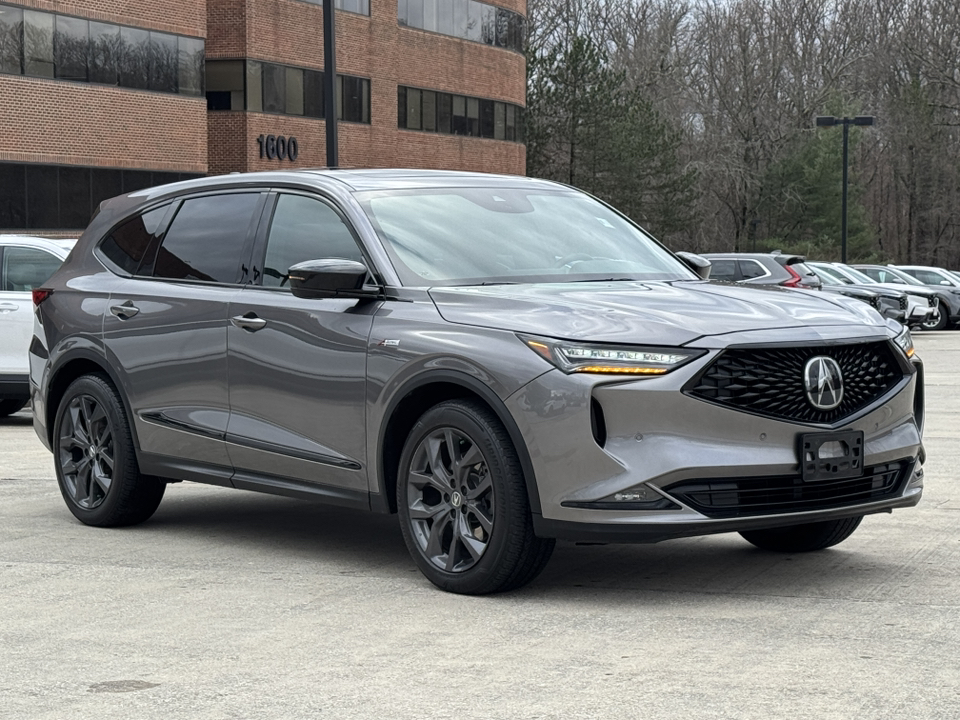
[{"xmin": 429, "ymin": 280, "xmax": 884, "ymax": 346}]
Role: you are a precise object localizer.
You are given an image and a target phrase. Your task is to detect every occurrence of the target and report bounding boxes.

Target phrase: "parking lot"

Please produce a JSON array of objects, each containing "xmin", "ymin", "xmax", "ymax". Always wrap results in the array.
[{"xmin": 1, "ymin": 332, "xmax": 958, "ymax": 720}]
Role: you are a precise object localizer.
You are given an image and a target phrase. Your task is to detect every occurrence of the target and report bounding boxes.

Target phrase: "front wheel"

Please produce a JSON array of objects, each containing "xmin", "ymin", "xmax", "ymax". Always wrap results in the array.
[
  {"xmin": 921, "ymin": 306, "xmax": 947, "ymax": 331},
  {"xmin": 397, "ymin": 400, "xmax": 554, "ymax": 594},
  {"xmin": 740, "ymin": 516, "xmax": 863, "ymax": 552},
  {"xmin": 54, "ymin": 374, "xmax": 165, "ymax": 527}
]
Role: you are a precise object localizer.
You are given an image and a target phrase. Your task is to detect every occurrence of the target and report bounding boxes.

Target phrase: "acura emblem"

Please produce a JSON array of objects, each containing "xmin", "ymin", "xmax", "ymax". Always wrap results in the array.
[{"xmin": 803, "ymin": 356, "xmax": 844, "ymax": 410}]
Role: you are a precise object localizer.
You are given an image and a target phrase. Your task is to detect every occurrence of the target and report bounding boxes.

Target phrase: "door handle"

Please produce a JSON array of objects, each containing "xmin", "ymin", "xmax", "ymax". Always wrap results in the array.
[
  {"xmin": 231, "ymin": 313, "xmax": 267, "ymax": 332},
  {"xmin": 109, "ymin": 301, "xmax": 140, "ymax": 319},
  {"xmin": 0, "ymin": 302, "xmax": 17, "ymax": 313}
]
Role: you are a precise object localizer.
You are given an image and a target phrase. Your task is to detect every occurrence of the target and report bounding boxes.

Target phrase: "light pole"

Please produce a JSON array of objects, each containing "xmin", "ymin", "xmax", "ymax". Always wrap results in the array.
[
  {"xmin": 323, "ymin": 0, "xmax": 338, "ymax": 167},
  {"xmin": 815, "ymin": 115, "xmax": 874, "ymax": 263}
]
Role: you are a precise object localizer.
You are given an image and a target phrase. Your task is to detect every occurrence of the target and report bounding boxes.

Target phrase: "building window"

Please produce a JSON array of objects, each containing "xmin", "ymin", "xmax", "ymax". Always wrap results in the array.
[
  {"xmin": 0, "ymin": 3, "xmax": 204, "ymax": 96},
  {"xmin": 0, "ymin": 162, "xmax": 203, "ymax": 231},
  {"xmin": 398, "ymin": 85, "xmax": 523, "ymax": 143},
  {"xmin": 295, "ymin": 0, "xmax": 371, "ymax": 16},
  {"xmin": 206, "ymin": 59, "xmax": 370, "ymax": 124},
  {"xmin": 399, "ymin": 0, "xmax": 524, "ymax": 53}
]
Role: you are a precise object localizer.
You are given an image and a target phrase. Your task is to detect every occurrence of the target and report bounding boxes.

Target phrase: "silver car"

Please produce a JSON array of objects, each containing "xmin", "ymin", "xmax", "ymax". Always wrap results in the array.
[{"xmin": 30, "ymin": 170, "xmax": 924, "ymax": 594}]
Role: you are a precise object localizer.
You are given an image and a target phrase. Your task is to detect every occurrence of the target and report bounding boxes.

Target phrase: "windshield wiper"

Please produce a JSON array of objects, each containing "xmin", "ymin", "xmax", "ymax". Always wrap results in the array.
[{"xmin": 567, "ymin": 277, "xmax": 638, "ymax": 283}]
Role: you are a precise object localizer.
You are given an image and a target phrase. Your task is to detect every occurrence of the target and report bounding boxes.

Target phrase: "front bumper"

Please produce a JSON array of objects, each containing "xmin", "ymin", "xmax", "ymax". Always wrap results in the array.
[{"xmin": 508, "ymin": 335, "xmax": 923, "ymax": 543}]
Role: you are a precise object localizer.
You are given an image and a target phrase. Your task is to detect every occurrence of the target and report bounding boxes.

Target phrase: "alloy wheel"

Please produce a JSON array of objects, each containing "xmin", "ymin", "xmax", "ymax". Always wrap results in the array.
[
  {"xmin": 405, "ymin": 428, "xmax": 495, "ymax": 573},
  {"xmin": 922, "ymin": 307, "xmax": 943, "ymax": 330},
  {"xmin": 58, "ymin": 394, "xmax": 115, "ymax": 509}
]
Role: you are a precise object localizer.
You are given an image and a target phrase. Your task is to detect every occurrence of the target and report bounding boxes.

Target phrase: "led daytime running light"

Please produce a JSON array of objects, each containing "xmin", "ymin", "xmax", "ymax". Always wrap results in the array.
[
  {"xmin": 561, "ymin": 348, "xmax": 689, "ymax": 365},
  {"xmin": 520, "ymin": 334, "xmax": 703, "ymax": 376},
  {"xmin": 574, "ymin": 366, "xmax": 669, "ymax": 375}
]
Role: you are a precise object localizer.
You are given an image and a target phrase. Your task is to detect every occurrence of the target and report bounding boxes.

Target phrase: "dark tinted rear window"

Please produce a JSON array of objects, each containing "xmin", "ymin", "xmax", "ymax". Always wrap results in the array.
[
  {"xmin": 99, "ymin": 205, "xmax": 168, "ymax": 275},
  {"xmin": 153, "ymin": 194, "xmax": 260, "ymax": 283}
]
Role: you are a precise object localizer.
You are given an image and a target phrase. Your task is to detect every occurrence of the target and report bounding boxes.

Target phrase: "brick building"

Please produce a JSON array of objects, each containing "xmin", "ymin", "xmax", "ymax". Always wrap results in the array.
[{"xmin": 0, "ymin": 0, "xmax": 526, "ymax": 232}]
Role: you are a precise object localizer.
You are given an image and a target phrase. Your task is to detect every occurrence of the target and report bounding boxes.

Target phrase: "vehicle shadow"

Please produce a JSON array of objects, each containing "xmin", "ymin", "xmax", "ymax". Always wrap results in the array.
[
  {"xmin": 143, "ymin": 487, "xmax": 902, "ymax": 600},
  {"xmin": 0, "ymin": 413, "xmax": 35, "ymax": 427}
]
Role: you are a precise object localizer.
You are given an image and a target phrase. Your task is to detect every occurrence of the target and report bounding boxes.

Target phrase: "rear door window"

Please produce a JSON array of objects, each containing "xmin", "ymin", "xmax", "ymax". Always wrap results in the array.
[
  {"xmin": 152, "ymin": 193, "xmax": 261, "ymax": 283},
  {"xmin": 1, "ymin": 246, "xmax": 63, "ymax": 291},
  {"xmin": 738, "ymin": 260, "xmax": 768, "ymax": 279},
  {"xmin": 261, "ymin": 194, "xmax": 365, "ymax": 288},
  {"xmin": 708, "ymin": 259, "xmax": 738, "ymax": 281}
]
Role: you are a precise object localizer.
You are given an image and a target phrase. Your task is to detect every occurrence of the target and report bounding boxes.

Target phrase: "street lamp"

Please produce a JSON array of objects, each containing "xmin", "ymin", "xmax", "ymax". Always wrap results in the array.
[
  {"xmin": 323, "ymin": 0, "xmax": 338, "ymax": 167},
  {"xmin": 815, "ymin": 115, "xmax": 874, "ymax": 263}
]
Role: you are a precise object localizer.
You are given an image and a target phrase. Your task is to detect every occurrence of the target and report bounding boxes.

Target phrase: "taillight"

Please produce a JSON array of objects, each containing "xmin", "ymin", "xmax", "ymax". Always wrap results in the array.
[
  {"xmin": 781, "ymin": 265, "xmax": 803, "ymax": 287},
  {"xmin": 32, "ymin": 288, "xmax": 52, "ymax": 306}
]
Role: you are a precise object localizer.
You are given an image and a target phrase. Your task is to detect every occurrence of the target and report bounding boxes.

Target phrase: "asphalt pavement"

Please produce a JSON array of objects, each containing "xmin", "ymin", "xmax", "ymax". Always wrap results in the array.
[{"xmin": 1, "ymin": 332, "xmax": 959, "ymax": 719}]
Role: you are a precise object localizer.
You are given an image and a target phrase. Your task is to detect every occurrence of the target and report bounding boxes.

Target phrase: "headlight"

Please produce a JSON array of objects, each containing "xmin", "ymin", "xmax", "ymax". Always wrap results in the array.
[
  {"xmin": 893, "ymin": 326, "xmax": 915, "ymax": 359},
  {"xmin": 520, "ymin": 334, "xmax": 705, "ymax": 375}
]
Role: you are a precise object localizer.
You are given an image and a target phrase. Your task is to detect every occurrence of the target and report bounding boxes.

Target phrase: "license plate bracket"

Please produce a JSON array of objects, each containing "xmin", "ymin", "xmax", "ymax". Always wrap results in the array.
[{"xmin": 799, "ymin": 430, "xmax": 864, "ymax": 482}]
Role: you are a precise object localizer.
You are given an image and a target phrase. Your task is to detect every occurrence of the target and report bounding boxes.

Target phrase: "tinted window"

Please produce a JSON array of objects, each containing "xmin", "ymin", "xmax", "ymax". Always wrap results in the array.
[
  {"xmin": 89, "ymin": 21, "xmax": 119, "ymax": 84},
  {"xmin": 0, "ymin": 5, "xmax": 23, "ymax": 75},
  {"xmin": 739, "ymin": 260, "xmax": 767, "ymax": 279},
  {"xmin": 263, "ymin": 63, "xmax": 285, "ymax": 113},
  {"xmin": 0, "ymin": 163, "xmax": 26, "ymax": 228},
  {"xmin": 23, "ymin": 10, "xmax": 53, "ymax": 77},
  {"xmin": 59, "ymin": 166, "xmax": 91, "ymax": 228},
  {"xmin": 304, "ymin": 69, "xmax": 323, "ymax": 118},
  {"xmin": 178, "ymin": 36, "xmax": 203, "ymax": 96},
  {"xmin": 285, "ymin": 66, "xmax": 304, "ymax": 115},
  {"xmin": 206, "ymin": 59, "xmax": 243, "ymax": 111},
  {"xmin": 119, "ymin": 26, "xmax": 149, "ymax": 89},
  {"xmin": 150, "ymin": 31, "xmax": 178, "ymax": 93},
  {"xmin": 54, "ymin": 15, "xmax": 87, "ymax": 81},
  {"xmin": 154, "ymin": 194, "xmax": 260, "ymax": 283},
  {"xmin": 708, "ymin": 259, "xmax": 738, "ymax": 281},
  {"xmin": 262, "ymin": 194, "xmax": 364, "ymax": 287},
  {"xmin": 2, "ymin": 246, "xmax": 63, "ymax": 291},
  {"xmin": 26, "ymin": 165, "xmax": 58, "ymax": 228},
  {"xmin": 100, "ymin": 205, "xmax": 168, "ymax": 275}
]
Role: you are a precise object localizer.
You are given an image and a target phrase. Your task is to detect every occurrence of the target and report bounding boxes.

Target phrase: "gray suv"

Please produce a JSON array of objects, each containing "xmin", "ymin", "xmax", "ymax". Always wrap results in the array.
[{"xmin": 30, "ymin": 170, "xmax": 924, "ymax": 594}]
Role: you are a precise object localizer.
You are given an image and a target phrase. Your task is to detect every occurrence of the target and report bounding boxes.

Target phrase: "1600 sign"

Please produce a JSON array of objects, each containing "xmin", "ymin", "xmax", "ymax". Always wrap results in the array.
[{"xmin": 257, "ymin": 134, "xmax": 299, "ymax": 161}]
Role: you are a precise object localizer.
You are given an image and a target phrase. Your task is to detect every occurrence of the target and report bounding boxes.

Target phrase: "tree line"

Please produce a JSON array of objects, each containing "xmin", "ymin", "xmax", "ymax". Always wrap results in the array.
[{"xmin": 524, "ymin": 0, "xmax": 960, "ymax": 267}]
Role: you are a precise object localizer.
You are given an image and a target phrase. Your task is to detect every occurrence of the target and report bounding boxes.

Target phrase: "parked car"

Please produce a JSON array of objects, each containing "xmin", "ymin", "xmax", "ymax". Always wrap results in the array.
[
  {"xmin": 0, "ymin": 235, "xmax": 76, "ymax": 417},
  {"xmin": 702, "ymin": 252, "xmax": 822, "ymax": 289},
  {"xmin": 807, "ymin": 262, "xmax": 934, "ymax": 329},
  {"xmin": 30, "ymin": 170, "xmax": 924, "ymax": 594},
  {"xmin": 854, "ymin": 264, "xmax": 957, "ymax": 331}
]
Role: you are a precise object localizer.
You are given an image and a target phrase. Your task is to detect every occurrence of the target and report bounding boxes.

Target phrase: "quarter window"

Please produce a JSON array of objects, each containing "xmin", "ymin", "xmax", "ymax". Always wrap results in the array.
[
  {"xmin": 262, "ymin": 194, "xmax": 365, "ymax": 288},
  {"xmin": 1, "ymin": 246, "xmax": 63, "ymax": 292},
  {"xmin": 708, "ymin": 259, "xmax": 738, "ymax": 281},
  {"xmin": 152, "ymin": 194, "xmax": 260, "ymax": 283},
  {"xmin": 99, "ymin": 205, "xmax": 169, "ymax": 275}
]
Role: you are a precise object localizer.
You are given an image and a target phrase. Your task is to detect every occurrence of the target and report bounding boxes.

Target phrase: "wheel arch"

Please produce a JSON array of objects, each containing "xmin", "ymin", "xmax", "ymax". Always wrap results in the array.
[
  {"xmin": 46, "ymin": 350, "xmax": 140, "ymax": 452},
  {"xmin": 377, "ymin": 371, "xmax": 542, "ymax": 516}
]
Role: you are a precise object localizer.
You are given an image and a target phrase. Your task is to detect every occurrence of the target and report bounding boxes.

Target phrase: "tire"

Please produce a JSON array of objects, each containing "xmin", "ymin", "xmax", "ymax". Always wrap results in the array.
[
  {"xmin": 53, "ymin": 374, "xmax": 165, "ymax": 527},
  {"xmin": 0, "ymin": 399, "xmax": 28, "ymax": 418},
  {"xmin": 397, "ymin": 399, "xmax": 555, "ymax": 595},
  {"xmin": 922, "ymin": 306, "xmax": 947, "ymax": 331},
  {"xmin": 739, "ymin": 516, "xmax": 863, "ymax": 553}
]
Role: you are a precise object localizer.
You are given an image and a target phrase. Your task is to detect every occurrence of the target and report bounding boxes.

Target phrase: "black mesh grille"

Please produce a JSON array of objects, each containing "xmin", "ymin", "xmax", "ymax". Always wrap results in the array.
[
  {"xmin": 686, "ymin": 341, "xmax": 906, "ymax": 424},
  {"xmin": 899, "ymin": 296, "xmax": 908, "ymax": 310},
  {"xmin": 665, "ymin": 462, "xmax": 908, "ymax": 518}
]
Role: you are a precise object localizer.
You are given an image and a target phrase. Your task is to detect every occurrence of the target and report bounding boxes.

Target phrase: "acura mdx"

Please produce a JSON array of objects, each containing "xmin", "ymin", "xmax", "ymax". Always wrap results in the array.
[{"xmin": 30, "ymin": 170, "xmax": 925, "ymax": 594}]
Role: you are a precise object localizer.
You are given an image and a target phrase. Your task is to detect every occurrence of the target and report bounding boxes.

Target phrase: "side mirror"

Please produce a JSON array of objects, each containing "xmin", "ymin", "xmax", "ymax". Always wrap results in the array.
[
  {"xmin": 288, "ymin": 259, "xmax": 373, "ymax": 299},
  {"xmin": 941, "ymin": 280, "xmax": 952, "ymax": 286},
  {"xmin": 676, "ymin": 251, "xmax": 712, "ymax": 280}
]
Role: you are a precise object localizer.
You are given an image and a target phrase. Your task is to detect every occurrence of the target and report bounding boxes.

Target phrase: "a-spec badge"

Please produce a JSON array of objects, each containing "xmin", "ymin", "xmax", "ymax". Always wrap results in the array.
[
  {"xmin": 803, "ymin": 356, "xmax": 844, "ymax": 410},
  {"xmin": 377, "ymin": 339, "xmax": 400, "ymax": 347}
]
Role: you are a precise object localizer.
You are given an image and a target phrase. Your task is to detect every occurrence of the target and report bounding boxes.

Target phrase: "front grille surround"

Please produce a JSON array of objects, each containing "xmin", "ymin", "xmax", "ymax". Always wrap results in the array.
[
  {"xmin": 665, "ymin": 461, "xmax": 910, "ymax": 518},
  {"xmin": 685, "ymin": 340, "xmax": 909, "ymax": 425}
]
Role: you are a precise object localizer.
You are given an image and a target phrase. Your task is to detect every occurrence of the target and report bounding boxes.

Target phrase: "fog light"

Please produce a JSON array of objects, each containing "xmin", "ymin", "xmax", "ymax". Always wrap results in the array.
[
  {"xmin": 562, "ymin": 484, "xmax": 680, "ymax": 510},
  {"xmin": 613, "ymin": 486, "xmax": 660, "ymax": 502}
]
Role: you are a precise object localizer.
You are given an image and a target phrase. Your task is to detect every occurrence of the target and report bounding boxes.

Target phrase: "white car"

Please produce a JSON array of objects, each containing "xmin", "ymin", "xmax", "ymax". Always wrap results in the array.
[{"xmin": 1, "ymin": 236, "xmax": 76, "ymax": 417}]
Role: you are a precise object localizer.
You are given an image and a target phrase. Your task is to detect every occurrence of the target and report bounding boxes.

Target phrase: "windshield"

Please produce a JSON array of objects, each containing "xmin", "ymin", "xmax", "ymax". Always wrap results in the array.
[
  {"xmin": 356, "ymin": 187, "xmax": 695, "ymax": 286},
  {"xmin": 810, "ymin": 264, "xmax": 845, "ymax": 285},
  {"xmin": 811, "ymin": 263, "xmax": 851, "ymax": 285},
  {"xmin": 834, "ymin": 264, "xmax": 878, "ymax": 284}
]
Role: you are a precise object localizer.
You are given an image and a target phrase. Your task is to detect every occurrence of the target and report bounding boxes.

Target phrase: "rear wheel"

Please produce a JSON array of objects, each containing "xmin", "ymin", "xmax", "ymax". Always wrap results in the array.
[
  {"xmin": 54, "ymin": 374, "xmax": 165, "ymax": 527},
  {"xmin": 397, "ymin": 399, "xmax": 554, "ymax": 594},
  {"xmin": 739, "ymin": 516, "xmax": 863, "ymax": 552},
  {"xmin": 0, "ymin": 399, "xmax": 28, "ymax": 418}
]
